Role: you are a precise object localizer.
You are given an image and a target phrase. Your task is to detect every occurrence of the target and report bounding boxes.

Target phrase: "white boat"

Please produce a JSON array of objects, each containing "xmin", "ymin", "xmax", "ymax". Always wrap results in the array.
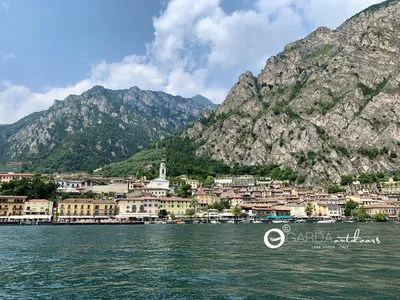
[
  {"xmin": 240, "ymin": 219, "xmax": 251, "ymax": 224},
  {"xmin": 342, "ymin": 220, "xmax": 355, "ymax": 223},
  {"xmin": 252, "ymin": 220, "xmax": 263, "ymax": 224},
  {"xmin": 272, "ymin": 220, "xmax": 289, "ymax": 224},
  {"xmin": 192, "ymin": 220, "xmax": 200, "ymax": 224},
  {"xmin": 226, "ymin": 220, "xmax": 235, "ymax": 224},
  {"xmin": 294, "ymin": 219, "xmax": 307, "ymax": 223},
  {"xmin": 210, "ymin": 220, "xmax": 221, "ymax": 224},
  {"xmin": 317, "ymin": 219, "xmax": 336, "ymax": 224}
]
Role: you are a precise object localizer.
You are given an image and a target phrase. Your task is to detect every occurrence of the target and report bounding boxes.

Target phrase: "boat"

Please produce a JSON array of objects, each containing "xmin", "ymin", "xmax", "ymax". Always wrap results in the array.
[
  {"xmin": 294, "ymin": 219, "xmax": 307, "ymax": 223},
  {"xmin": 210, "ymin": 220, "xmax": 221, "ymax": 224},
  {"xmin": 342, "ymin": 220, "xmax": 355, "ymax": 223},
  {"xmin": 272, "ymin": 220, "xmax": 289, "ymax": 224},
  {"xmin": 252, "ymin": 220, "xmax": 263, "ymax": 224},
  {"xmin": 317, "ymin": 218, "xmax": 336, "ymax": 224},
  {"xmin": 226, "ymin": 220, "xmax": 235, "ymax": 224},
  {"xmin": 239, "ymin": 219, "xmax": 251, "ymax": 224},
  {"xmin": 192, "ymin": 220, "xmax": 200, "ymax": 224},
  {"xmin": 176, "ymin": 221, "xmax": 185, "ymax": 224}
]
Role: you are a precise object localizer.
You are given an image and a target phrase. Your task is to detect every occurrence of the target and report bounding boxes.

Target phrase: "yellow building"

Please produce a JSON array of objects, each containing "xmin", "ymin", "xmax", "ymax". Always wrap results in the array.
[
  {"xmin": 193, "ymin": 193, "xmax": 217, "ymax": 209},
  {"xmin": 58, "ymin": 198, "xmax": 95, "ymax": 217},
  {"xmin": 286, "ymin": 203, "xmax": 306, "ymax": 218},
  {"xmin": 58, "ymin": 198, "xmax": 118, "ymax": 220},
  {"xmin": 158, "ymin": 197, "xmax": 192, "ymax": 217},
  {"xmin": 0, "ymin": 196, "xmax": 27, "ymax": 219},
  {"xmin": 0, "ymin": 173, "xmax": 32, "ymax": 184},
  {"xmin": 24, "ymin": 199, "xmax": 53, "ymax": 220},
  {"xmin": 93, "ymin": 199, "xmax": 119, "ymax": 217}
]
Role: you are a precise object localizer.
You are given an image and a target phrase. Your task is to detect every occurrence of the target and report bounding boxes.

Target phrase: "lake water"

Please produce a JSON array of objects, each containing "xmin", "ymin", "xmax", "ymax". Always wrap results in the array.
[{"xmin": 0, "ymin": 223, "xmax": 399, "ymax": 299}]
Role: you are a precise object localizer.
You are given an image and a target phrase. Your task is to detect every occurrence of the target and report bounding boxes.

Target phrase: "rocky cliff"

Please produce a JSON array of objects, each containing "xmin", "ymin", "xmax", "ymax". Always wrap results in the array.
[
  {"xmin": 0, "ymin": 86, "xmax": 216, "ymax": 172},
  {"xmin": 185, "ymin": 0, "xmax": 400, "ymax": 185}
]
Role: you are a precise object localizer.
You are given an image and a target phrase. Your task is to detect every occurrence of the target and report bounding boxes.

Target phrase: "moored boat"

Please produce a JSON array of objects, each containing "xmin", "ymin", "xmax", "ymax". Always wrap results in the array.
[
  {"xmin": 294, "ymin": 219, "xmax": 307, "ymax": 223},
  {"xmin": 227, "ymin": 220, "xmax": 235, "ymax": 224},
  {"xmin": 210, "ymin": 220, "xmax": 221, "ymax": 224},
  {"xmin": 272, "ymin": 220, "xmax": 289, "ymax": 224},
  {"xmin": 317, "ymin": 219, "xmax": 336, "ymax": 224}
]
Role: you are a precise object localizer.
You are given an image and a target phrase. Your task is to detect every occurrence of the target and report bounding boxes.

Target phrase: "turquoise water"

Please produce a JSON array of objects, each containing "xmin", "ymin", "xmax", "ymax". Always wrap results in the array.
[{"xmin": 0, "ymin": 223, "xmax": 399, "ymax": 299}]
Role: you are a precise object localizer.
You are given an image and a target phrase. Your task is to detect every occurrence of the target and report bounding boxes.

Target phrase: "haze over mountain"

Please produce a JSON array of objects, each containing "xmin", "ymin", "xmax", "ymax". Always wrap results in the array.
[{"xmin": 0, "ymin": 86, "xmax": 216, "ymax": 173}]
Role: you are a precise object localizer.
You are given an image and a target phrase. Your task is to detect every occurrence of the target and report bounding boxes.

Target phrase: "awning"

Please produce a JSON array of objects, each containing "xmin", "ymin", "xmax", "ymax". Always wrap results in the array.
[{"xmin": 266, "ymin": 215, "xmax": 291, "ymax": 219}]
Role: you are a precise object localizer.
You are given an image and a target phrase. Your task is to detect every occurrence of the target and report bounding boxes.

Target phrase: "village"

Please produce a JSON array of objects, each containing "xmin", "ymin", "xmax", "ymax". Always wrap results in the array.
[{"xmin": 1, "ymin": 159, "xmax": 400, "ymax": 225}]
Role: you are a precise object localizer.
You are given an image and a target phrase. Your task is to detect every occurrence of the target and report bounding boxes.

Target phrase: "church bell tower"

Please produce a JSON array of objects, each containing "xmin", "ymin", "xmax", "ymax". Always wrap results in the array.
[{"xmin": 159, "ymin": 159, "xmax": 166, "ymax": 180}]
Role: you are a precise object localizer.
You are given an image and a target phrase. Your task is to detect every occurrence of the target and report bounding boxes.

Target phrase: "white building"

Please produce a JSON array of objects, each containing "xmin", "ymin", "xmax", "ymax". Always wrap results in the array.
[
  {"xmin": 23, "ymin": 199, "xmax": 53, "ymax": 221},
  {"xmin": 146, "ymin": 159, "xmax": 169, "ymax": 194},
  {"xmin": 214, "ymin": 177, "xmax": 232, "ymax": 187}
]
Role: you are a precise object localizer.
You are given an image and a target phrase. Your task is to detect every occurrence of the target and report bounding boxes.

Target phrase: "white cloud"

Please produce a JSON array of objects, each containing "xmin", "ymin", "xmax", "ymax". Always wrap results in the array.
[
  {"xmin": 1, "ymin": 51, "xmax": 15, "ymax": 62},
  {"xmin": 0, "ymin": 0, "xmax": 384, "ymax": 124}
]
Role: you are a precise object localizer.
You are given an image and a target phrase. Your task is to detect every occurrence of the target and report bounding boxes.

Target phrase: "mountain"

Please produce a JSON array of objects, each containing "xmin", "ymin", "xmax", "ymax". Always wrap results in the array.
[
  {"xmin": 179, "ymin": 0, "xmax": 400, "ymax": 186},
  {"xmin": 0, "ymin": 86, "xmax": 216, "ymax": 173},
  {"xmin": 191, "ymin": 95, "xmax": 219, "ymax": 109}
]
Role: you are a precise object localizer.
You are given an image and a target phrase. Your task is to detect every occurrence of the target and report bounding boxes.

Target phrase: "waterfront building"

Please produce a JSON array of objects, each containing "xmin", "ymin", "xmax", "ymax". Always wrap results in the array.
[
  {"xmin": 23, "ymin": 199, "xmax": 53, "ymax": 221},
  {"xmin": 57, "ymin": 198, "xmax": 118, "ymax": 221},
  {"xmin": 158, "ymin": 197, "xmax": 192, "ymax": 217},
  {"xmin": 116, "ymin": 197, "xmax": 159, "ymax": 220},
  {"xmin": 0, "ymin": 196, "xmax": 27, "ymax": 220},
  {"xmin": 364, "ymin": 203, "xmax": 399, "ymax": 219},
  {"xmin": 286, "ymin": 203, "xmax": 307, "ymax": 218},
  {"xmin": 313, "ymin": 199, "xmax": 345, "ymax": 219}
]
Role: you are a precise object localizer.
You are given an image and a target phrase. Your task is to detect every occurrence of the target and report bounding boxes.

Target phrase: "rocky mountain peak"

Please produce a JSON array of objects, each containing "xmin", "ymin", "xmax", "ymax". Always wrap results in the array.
[
  {"xmin": 183, "ymin": 0, "xmax": 400, "ymax": 186},
  {"xmin": 217, "ymin": 71, "xmax": 259, "ymax": 115}
]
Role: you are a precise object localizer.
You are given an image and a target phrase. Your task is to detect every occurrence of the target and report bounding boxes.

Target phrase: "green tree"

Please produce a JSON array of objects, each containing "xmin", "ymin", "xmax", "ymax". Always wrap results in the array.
[
  {"xmin": 340, "ymin": 175, "xmax": 354, "ymax": 186},
  {"xmin": 344, "ymin": 200, "xmax": 358, "ymax": 217},
  {"xmin": 203, "ymin": 176, "xmax": 214, "ymax": 187},
  {"xmin": 327, "ymin": 185, "xmax": 345, "ymax": 194},
  {"xmin": 372, "ymin": 213, "xmax": 387, "ymax": 222},
  {"xmin": 158, "ymin": 209, "xmax": 168, "ymax": 218},
  {"xmin": 185, "ymin": 208, "xmax": 195, "ymax": 216},
  {"xmin": 177, "ymin": 184, "xmax": 192, "ymax": 198},
  {"xmin": 231, "ymin": 205, "xmax": 242, "ymax": 218},
  {"xmin": 209, "ymin": 200, "xmax": 230, "ymax": 212},
  {"xmin": 305, "ymin": 202, "xmax": 313, "ymax": 218},
  {"xmin": 351, "ymin": 207, "xmax": 369, "ymax": 222},
  {"xmin": 0, "ymin": 174, "xmax": 58, "ymax": 200}
]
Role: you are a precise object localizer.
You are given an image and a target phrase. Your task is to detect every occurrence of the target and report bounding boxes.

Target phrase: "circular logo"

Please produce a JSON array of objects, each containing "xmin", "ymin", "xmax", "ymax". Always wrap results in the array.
[
  {"xmin": 282, "ymin": 224, "xmax": 291, "ymax": 233},
  {"xmin": 264, "ymin": 228, "xmax": 285, "ymax": 249}
]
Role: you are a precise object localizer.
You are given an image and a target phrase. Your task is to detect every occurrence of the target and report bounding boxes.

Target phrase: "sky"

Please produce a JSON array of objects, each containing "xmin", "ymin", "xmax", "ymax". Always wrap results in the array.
[{"xmin": 0, "ymin": 0, "xmax": 383, "ymax": 124}]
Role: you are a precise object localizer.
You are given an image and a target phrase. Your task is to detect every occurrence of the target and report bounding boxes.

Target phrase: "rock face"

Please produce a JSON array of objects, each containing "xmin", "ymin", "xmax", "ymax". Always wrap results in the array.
[
  {"xmin": 0, "ymin": 86, "xmax": 216, "ymax": 172},
  {"xmin": 185, "ymin": 0, "xmax": 400, "ymax": 185}
]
